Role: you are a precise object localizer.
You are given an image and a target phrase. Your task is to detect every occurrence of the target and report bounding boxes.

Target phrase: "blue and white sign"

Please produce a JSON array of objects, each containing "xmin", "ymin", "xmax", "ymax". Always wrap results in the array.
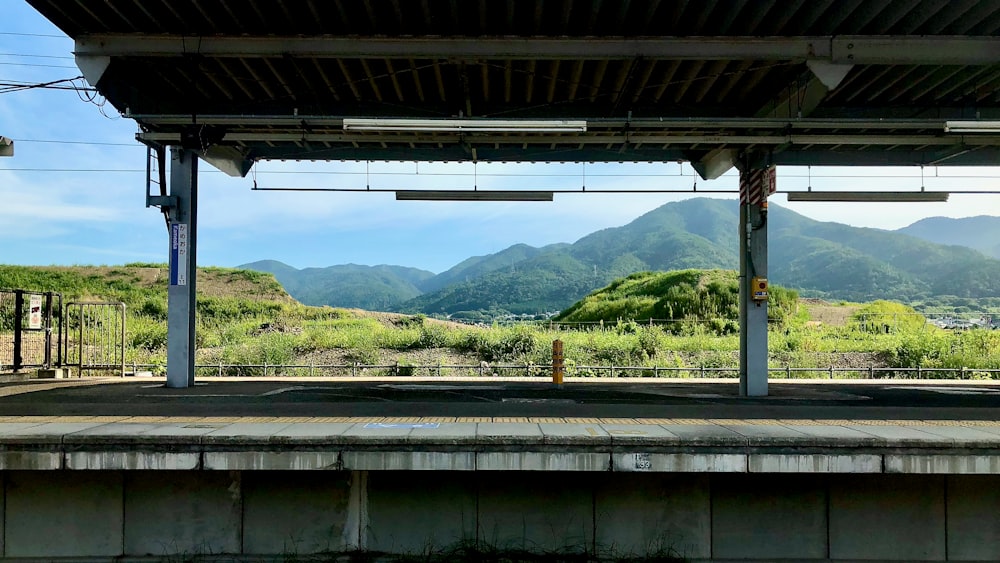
[{"xmin": 170, "ymin": 223, "xmax": 188, "ymax": 286}]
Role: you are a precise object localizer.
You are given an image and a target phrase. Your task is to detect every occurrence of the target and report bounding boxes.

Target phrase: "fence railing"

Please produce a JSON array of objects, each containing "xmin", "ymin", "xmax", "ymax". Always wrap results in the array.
[{"xmin": 111, "ymin": 362, "xmax": 1000, "ymax": 380}]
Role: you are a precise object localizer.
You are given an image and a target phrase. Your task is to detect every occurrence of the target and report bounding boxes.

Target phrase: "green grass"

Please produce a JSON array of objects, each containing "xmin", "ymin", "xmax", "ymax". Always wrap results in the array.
[{"xmin": 6, "ymin": 265, "xmax": 1000, "ymax": 377}]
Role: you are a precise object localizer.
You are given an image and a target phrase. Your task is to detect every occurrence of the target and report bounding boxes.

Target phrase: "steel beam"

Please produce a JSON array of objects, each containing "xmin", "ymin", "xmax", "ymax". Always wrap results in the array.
[
  {"xmin": 128, "ymin": 115, "xmax": 950, "ymax": 129},
  {"xmin": 137, "ymin": 132, "xmax": 992, "ymax": 146},
  {"xmin": 166, "ymin": 148, "xmax": 198, "ymax": 389},
  {"xmin": 75, "ymin": 35, "xmax": 1000, "ymax": 65}
]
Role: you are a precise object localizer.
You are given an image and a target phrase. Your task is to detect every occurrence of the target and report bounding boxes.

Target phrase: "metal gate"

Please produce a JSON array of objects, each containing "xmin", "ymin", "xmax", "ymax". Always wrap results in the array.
[
  {"xmin": 0, "ymin": 290, "xmax": 62, "ymax": 373},
  {"xmin": 63, "ymin": 302, "xmax": 126, "ymax": 377}
]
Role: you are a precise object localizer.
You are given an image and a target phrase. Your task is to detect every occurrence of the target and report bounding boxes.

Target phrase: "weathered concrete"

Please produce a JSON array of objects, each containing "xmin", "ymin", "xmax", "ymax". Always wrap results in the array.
[
  {"xmin": 67, "ymin": 451, "xmax": 199, "ymax": 470},
  {"xmin": 204, "ymin": 451, "xmax": 341, "ymax": 471},
  {"xmin": 242, "ymin": 471, "xmax": 352, "ymax": 555},
  {"xmin": 885, "ymin": 454, "xmax": 1000, "ymax": 474},
  {"xmin": 829, "ymin": 474, "xmax": 946, "ymax": 561},
  {"xmin": 367, "ymin": 471, "xmax": 477, "ymax": 553},
  {"xmin": 614, "ymin": 452, "xmax": 746, "ymax": 472},
  {"xmin": 124, "ymin": 471, "xmax": 240, "ymax": 556},
  {"xmin": 749, "ymin": 453, "xmax": 881, "ymax": 473},
  {"xmin": 594, "ymin": 473, "xmax": 710, "ymax": 560},
  {"xmin": 948, "ymin": 475, "xmax": 1000, "ymax": 561},
  {"xmin": 477, "ymin": 451, "xmax": 608, "ymax": 471},
  {"xmin": 713, "ymin": 474, "xmax": 828, "ymax": 560},
  {"xmin": 5, "ymin": 471, "xmax": 123, "ymax": 557},
  {"xmin": 343, "ymin": 451, "xmax": 476, "ymax": 471},
  {"xmin": 0, "ymin": 451, "xmax": 61, "ymax": 470},
  {"xmin": 477, "ymin": 473, "xmax": 593, "ymax": 552}
]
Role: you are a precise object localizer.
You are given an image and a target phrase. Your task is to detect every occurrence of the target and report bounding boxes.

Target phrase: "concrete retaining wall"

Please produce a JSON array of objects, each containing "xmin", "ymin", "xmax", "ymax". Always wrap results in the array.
[{"xmin": 3, "ymin": 470, "xmax": 1000, "ymax": 561}]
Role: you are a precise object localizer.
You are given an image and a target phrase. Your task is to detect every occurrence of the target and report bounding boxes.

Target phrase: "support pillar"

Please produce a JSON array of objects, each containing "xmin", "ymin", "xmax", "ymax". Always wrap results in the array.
[
  {"xmin": 738, "ymin": 165, "xmax": 773, "ymax": 397},
  {"xmin": 166, "ymin": 148, "xmax": 198, "ymax": 388}
]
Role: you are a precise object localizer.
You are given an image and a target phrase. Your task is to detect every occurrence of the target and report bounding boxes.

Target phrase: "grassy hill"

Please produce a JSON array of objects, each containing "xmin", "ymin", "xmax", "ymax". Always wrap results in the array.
[
  {"xmin": 0, "ymin": 264, "xmax": 293, "ymax": 305},
  {"xmin": 555, "ymin": 269, "xmax": 799, "ymax": 333}
]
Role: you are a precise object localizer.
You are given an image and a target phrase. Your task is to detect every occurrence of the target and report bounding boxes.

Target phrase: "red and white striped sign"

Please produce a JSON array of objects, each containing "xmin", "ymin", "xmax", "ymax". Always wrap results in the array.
[{"xmin": 739, "ymin": 166, "xmax": 776, "ymax": 205}]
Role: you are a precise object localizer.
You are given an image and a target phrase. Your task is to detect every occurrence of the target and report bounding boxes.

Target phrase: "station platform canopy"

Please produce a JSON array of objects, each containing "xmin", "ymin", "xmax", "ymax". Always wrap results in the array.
[{"xmin": 26, "ymin": 0, "xmax": 1000, "ymax": 177}]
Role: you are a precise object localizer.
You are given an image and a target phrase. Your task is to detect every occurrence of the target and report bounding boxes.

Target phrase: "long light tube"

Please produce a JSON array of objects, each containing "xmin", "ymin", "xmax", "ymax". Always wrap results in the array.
[
  {"xmin": 344, "ymin": 118, "xmax": 587, "ymax": 133},
  {"xmin": 944, "ymin": 121, "xmax": 1000, "ymax": 133},
  {"xmin": 395, "ymin": 190, "xmax": 554, "ymax": 201},
  {"xmin": 786, "ymin": 191, "xmax": 949, "ymax": 202}
]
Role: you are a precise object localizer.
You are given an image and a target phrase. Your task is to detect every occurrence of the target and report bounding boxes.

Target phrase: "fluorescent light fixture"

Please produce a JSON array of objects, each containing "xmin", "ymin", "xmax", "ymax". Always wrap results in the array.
[
  {"xmin": 944, "ymin": 121, "xmax": 1000, "ymax": 133},
  {"xmin": 344, "ymin": 118, "xmax": 587, "ymax": 133},
  {"xmin": 395, "ymin": 190, "xmax": 554, "ymax": 201},
  {"xmin": 786, "ymin": 191, "xmax": 949, "ymax": 202}
]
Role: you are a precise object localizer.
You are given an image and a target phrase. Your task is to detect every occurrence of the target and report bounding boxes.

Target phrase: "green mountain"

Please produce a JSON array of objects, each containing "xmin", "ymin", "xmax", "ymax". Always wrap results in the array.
[
  {"xmin": 399, "ymin": 199, "xmax": 1000, "ymax": 315},
  {"xmin": 420, "ymin": 243, "xmax": 569, "ymax": 293},
  {"xmin": 240, "ymin": 260, "xmax": 435, "ymax": 311},
  {"xmin": 897, "ymin": 216, "xmax": 1000, "ymax": 259},
  {"xmin": 243, "ymin": 199, "xmax": 1000, "ymax": 317}
]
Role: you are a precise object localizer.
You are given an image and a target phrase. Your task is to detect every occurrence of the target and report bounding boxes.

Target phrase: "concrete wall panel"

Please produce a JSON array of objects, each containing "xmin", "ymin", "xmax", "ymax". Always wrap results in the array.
[
  {"xmin": 124, "ymin": 471, "xmax": 240, "ymax": 556},
  {"xmin": 947, "ymin": 475, "xmax": 1000, "ymax": 561},
  {"xmin": 242, "ymin": 471, "xmax": 352, "ymax": 555},
  {"xmin": 5, "ymin": 471, "xmax": 123, "ymax": 557},
  {"xmin": 594, "ymin": 473, "xmax": 709, "ymax": 560},
  {"xmin": 830, "ymin": 474, "xmax": 945, "ymax": 561},
  {"xmin": 367, "ymin": 471, "xmax": 477, "ymax": 553},
  {"xmin": 712, "ymin": 474, "xmax": 827, "ymax": 560},
  {"xmin": 477, "ymin": 473, "xmax": 593, "ymax": 553}
]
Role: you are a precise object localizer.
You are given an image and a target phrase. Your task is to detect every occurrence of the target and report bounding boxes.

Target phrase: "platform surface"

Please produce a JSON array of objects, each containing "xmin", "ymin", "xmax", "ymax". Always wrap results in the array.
[{"xmin": 2, "ymin": 377, "xmax": 1000, "ymax": 473}]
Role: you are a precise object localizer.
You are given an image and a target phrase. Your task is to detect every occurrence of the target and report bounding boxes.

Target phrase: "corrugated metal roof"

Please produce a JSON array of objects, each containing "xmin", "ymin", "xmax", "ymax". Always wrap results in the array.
[{"xmin": 25, "ymin": 0, "xmax": 1000, "ymax": 171}]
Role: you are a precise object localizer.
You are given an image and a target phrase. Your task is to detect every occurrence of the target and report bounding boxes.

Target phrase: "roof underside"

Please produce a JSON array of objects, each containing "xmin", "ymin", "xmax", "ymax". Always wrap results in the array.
[{"xmin": 26, "ymin": 0, "xmax": 1000, "ymax": 174}]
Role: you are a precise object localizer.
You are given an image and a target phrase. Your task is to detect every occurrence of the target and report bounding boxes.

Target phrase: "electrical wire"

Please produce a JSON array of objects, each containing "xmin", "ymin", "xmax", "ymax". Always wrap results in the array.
[
  {"xmin": 0, "ymin": 62, "xmax": 76, "ymax": 69},
  {"xmin": 0, "ymin": 32, "xmax": 67, "ymax": 38},
  {"xmin": 0, "ymin": 76, "xmax": 93, "ymax": 94},
  {"xmin": 0, "ymin": 52, "xmax": 74, "ymax": 60}
]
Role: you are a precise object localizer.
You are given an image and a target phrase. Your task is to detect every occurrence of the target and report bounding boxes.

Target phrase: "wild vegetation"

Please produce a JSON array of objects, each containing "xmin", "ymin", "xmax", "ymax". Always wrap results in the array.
[{"xmin": 2, "ymin": 264, "xmax": 998, "ymax": 378}]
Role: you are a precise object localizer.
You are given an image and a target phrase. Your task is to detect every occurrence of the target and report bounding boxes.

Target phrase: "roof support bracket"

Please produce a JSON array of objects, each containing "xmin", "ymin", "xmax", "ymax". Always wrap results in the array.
[
  {"xmin": 806, "ymin": 61, "xmax": 854, "ymax": 90},
  {"xmin": 74, "ymin": 54, "xmax": 111, "ymax": 86},
  {"xmin": 691, "ymin": 148, "xmax": 738, "ymax": 180}
]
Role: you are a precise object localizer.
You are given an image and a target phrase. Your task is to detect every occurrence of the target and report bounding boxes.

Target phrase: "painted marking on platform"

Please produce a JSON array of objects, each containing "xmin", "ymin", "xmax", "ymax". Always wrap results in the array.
[
  {"xmin": 585, "ymin": 427, "xmax": 599, "ymax": 436},
  {"xmin": 363, "ymin": 423, "xmax": 441, "ymax": 429},
  {"xmin": 609, "ymin": 429, "xmax": 648, "ymax": 435}
]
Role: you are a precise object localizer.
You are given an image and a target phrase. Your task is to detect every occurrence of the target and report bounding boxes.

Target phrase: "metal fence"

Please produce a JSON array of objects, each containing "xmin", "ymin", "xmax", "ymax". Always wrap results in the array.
[
  {"xmin": 63, "ymin": 302, "xmax": 126, "ymax": 377},
  {"xmin": 0, "ymin": 290, "xmax": 61, "ymax": 372},
  {"xmin": 111, "ymin": 361, "xmax": 1000, "ymax": 380}
]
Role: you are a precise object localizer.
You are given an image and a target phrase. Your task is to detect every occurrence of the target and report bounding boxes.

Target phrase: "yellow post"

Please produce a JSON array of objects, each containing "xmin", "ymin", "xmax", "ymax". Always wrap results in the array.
[{"xmin": 552, "ymin": 339, "xmax": 565, "ymax": 386}]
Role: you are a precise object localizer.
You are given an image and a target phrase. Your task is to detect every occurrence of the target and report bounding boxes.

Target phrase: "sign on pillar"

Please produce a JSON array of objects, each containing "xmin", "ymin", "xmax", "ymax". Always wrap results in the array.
[{"xmin": 170, "ymin": 223, "xmax": 189, "ymax": 286}]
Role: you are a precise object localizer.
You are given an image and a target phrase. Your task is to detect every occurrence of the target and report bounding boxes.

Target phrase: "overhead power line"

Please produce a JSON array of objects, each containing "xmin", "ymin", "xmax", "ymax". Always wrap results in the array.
[
  {"xmin": 0, "ymin": 52, "xmax": 74, "ymax": 60},
  {"xmin": 0, "ymin": 31, "xmax": 66, "ymax": 38}
]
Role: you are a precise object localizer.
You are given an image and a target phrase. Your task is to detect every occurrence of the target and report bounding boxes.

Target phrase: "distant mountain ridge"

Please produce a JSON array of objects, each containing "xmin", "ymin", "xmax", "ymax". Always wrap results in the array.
[
  {"xmin": 240, "ymin": 260, "xmax": 435, "ymax": 311},
  {"xmin": 896, "ymin": 215, "xmax": 1000, "ymax": 259},
  {"xmin": 241, "ymin": 200, "xmax": 1000, "ymax": 317}
]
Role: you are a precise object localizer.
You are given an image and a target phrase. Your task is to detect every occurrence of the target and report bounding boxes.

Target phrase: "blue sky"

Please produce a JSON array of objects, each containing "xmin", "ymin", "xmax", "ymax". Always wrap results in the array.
[{"xmin": 4, "ymin": 3, "xmax": 1000, "ymax": 274}]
